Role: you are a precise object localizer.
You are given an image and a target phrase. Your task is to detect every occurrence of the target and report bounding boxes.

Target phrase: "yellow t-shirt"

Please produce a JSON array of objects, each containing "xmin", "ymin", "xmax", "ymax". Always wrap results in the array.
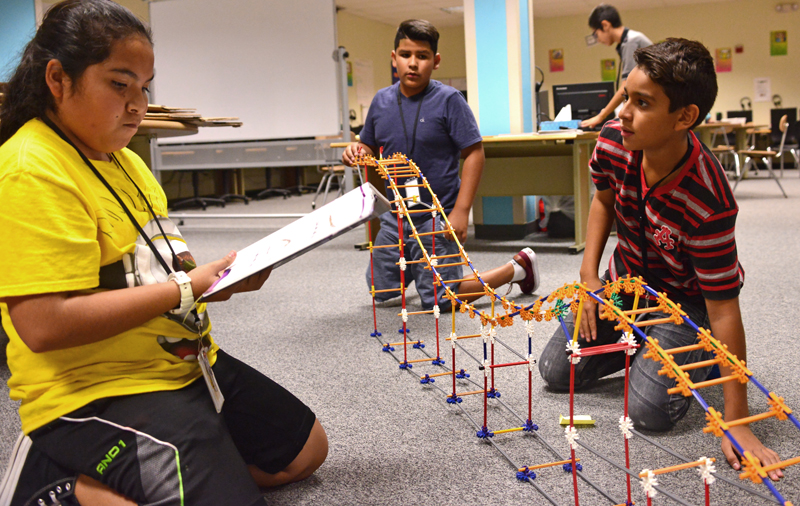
[{"xmin": 0, "ymin": 118, "xmax": 217, "ymax": 434}]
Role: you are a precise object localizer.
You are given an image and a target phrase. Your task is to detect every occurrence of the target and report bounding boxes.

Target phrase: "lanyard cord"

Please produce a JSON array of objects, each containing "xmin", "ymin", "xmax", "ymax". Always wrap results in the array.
[
  {"xmin": 397, "ymin": 85, "xmax": 426, "ymax": 159},
  {"xmin": 41, "ymin": 116, "xmax": 177, "ymax": 276},
  {"xmin": 109, "ymin": 152, "xmax": 182, "ymax": 270},
  {"xmin": 637, "ymin": 134, "xmax": 693, "ymax": 285}
]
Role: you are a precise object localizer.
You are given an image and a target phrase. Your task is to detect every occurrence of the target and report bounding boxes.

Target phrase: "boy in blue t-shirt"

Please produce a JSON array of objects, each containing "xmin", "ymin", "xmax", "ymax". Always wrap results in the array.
[{"xmin": 342, "ymin": 19, "xmax": 539, "ymax": 310}]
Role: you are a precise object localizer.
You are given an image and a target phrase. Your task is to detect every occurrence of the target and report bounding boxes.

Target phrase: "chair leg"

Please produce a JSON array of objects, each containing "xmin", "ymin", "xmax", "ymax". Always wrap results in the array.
[
  {"xmin": 311, "ymin": 172, "xmax": 330, "ymax": 209},
  {"xmin": 320, "ymin": 170, "xmax": 336, "ymax": 207},
  {"xmin": 763, "ymin": 157, "xmax": 788, "ymax": 198},
  {"xmin": 732, "ymin": 158, "xmax": 750, "ymax": 192}
]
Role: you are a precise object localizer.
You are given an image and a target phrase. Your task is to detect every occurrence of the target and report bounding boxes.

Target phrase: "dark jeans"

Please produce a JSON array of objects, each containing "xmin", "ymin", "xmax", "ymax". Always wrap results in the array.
[
  {"xmin": 538, "ymin": 290, "xmax": 713, "ymax": 431},
  {"xmin": 367, "ymin": 211, "xmax": 462, "ymax": 310}
]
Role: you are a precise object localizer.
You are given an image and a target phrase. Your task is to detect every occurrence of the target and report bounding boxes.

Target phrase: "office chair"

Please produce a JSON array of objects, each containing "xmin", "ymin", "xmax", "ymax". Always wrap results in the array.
[
  {"xmin": 171, "ymin": 170, "xmax": 226, "ymax": 210},
  {"xmin": 311, "ymin": 165, "xmax": 365, "ymax": 209},
  {"xmin": 709, "ymin": 124, "xmax": 740, "ymax": 179},
  {"xmin": 734, "ymin": 115, "xmax": 791, "ymax": 198}
]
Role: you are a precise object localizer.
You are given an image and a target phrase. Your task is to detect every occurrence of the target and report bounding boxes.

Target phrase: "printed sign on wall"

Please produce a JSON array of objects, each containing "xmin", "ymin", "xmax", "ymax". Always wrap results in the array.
[
  {"xmin": 715, "ymin": 48, "xmax": 732, "ymax": 72},
  {"xmin": 549, "ymin": 49, "xmax": 564, "ymax": 72},
  {"xmin": 770, "ymin": 31, "xmax": 787, "ymax": 56},
  {"xmin": 601, "ymin": 59, "xmax": 616, "ymax": 81}
]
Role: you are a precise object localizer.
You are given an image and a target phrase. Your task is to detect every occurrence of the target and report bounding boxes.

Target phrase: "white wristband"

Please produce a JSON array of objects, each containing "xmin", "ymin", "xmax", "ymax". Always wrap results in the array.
[{"xmin": 168, "ymin": 271, "xmax": 194, "ymax": 314}]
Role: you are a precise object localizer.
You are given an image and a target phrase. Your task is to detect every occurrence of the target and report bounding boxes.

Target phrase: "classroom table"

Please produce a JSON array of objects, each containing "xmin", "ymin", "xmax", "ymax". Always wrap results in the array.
[
  {"xmin": 335, "ymin": 131, "xmax": 599, "ymax": 252},
  {"xmin": 477, "ymin": 131, "xmax": 599, "ymax": 252}
]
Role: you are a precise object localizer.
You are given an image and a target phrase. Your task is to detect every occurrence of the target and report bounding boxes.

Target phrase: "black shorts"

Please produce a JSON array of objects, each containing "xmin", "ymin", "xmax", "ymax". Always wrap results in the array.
[{"xmin": 7, "ymin": 349, "xmax": 316, "ymax": 506}]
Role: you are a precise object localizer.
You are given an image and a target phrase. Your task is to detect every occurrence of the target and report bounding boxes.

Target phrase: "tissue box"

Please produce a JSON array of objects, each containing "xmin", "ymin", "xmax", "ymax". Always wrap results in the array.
[{"xmin": 540, "ymin": 120, "xmax": 582, "ymax": 131}]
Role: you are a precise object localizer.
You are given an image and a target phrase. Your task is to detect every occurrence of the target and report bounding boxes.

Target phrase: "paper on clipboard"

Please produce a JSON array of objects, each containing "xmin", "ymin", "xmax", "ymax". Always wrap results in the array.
[{"xmin": 200, "ymin": 183, "xmax": 390, "ymax": 300}]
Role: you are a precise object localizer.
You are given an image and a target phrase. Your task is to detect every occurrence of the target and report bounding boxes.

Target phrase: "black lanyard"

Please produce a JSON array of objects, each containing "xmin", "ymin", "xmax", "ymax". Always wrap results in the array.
[
  {"xmin": 636, "ymin": 134, "xmax": 693, "ymax": 284},
  {"xmin": 397, "ymin": 85, "xmax": 427, "ymax": 159},
  {"xmin": 41, "ymin": 116, "xmax": 179, "ymax": 276}
]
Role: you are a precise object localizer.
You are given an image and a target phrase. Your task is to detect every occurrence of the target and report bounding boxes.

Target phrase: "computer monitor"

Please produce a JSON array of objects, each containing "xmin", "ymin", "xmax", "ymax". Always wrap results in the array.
[
  {"xmin": 727, "ymin": 110, "xmax": 752, "ymax": 123},
  {"xmin": 552, "ymin": 81, "xmax": 616, "ymax": 129},
  {"xmin": 770, "ymin": 108, "xmax": 797, "ymax": 145}
]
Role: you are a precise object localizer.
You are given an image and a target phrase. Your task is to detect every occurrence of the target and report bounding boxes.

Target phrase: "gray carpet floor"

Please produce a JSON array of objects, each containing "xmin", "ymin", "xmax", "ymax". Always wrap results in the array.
[{"xmin": 1, "ymin": 173, "xmax": 799, "ymax": 505}]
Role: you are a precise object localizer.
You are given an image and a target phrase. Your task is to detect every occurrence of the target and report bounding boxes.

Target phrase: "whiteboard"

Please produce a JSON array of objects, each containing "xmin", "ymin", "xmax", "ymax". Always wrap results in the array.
[{"xmin": 149, "ymin": 0, "xmax": 340, "ymax": 144}]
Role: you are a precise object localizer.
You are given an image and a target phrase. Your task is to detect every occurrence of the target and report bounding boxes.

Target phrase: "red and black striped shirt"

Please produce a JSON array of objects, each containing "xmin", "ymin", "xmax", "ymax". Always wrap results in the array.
[{"xmin": 590, "ymin": 120, "xmax": 744, "ymax": 305}]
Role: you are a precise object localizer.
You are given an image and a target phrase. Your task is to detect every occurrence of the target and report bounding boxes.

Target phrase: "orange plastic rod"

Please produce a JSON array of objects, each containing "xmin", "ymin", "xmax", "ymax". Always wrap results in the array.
[
  {"xmin": 662, "ymin": 343, "xmax": 707, "ymax": 355},
  {"xmin": 667, "ymin": 375, "xmax": 738, "ymax": 395},
  {"xmin": 372, "ymin": 287, "xmax": 403, "ymax": 294},
  {"xmin": 759, "ymin": 456, "xmax": 800, "ymax": 474},
  {"xmin": 413, "ymin": 229, "xmax": 453, "ymax": 237},
  {"xmin": 430, "ymin": 253, "xmax": 462, "ymax": 260},
  {"xmin": 399, "ymin": 309, "xmax": 435, "ymax": 316},
  {"xmin": 453, "ymin": 291, "xmax": 486, "ymax": 298},
  {"xmin": 491, "ymin": 427, "xmax": 524, "ymax": 435},
  {"xmin": 400, "ymin": 259, "xmax": 429, "ymax": 265},
  {"xmin": 638, "ymin": 458, "xmax": 715, "ymax": 477},
  {"xmin": 724, "ymin": 411, "xmax": 778, "ymax": 428},
  {"xmin": 404, "ymin": 208, "xmax": 440, "ymax": 214},
  {"xmin": 427, "ymin": 370, "xmax": 463, "ymax": 378},
  {"xmin": 456, "ymin": 389, "xmax": 488, "ymax": 396},
  {"xmin": 519, "ymin": 458, "xmax": 582, "ymax": 472},
  {"xmin": 635, "ymin": 317, "xmax": 681, "ymax": 327},
  {"xmin": 438, "ymin": 276, "xmax": 479, "ymax": 284},
  {"xmin": 394, "ymin": 183, "xmax": 426, "ymax": 188},
  {"xmin": 425, "ymin": 261, "xmax": 468, "ymax": 270},
  {"xmin": 624, "ymin": 306, "xmax": 662, "ymax": 316},
  {"xmin": 407, "ymin": 357, "xmax": 438, "ymax": 364},
  {"xmin": 446, "ymin": 334, "xmax": 482, "ymax": 341},
  {"xmin": 679, "ymin": 358, "xmax": 723, "ymax": 371},
  {"xmin": 370, "ymin": 243, "xmax": 402, "ymax": 250}
]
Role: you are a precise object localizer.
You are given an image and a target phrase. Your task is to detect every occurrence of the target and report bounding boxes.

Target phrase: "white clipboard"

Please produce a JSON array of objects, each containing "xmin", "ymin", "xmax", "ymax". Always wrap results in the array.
[{"xmin": 200, "ymin": 183, "xmax": 390, "ymax": 300}]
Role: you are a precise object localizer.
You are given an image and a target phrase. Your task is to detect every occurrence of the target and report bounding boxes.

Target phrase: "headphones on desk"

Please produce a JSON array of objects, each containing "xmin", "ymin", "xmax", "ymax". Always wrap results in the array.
[{"xmin": 740, "ymin": 97, "xmax": 751, "ymax": 110}]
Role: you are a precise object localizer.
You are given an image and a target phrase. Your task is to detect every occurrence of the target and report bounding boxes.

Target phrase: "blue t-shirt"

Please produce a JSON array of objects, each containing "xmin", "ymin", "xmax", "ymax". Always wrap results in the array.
[{"xmin": 359, "ymin": 80, "xmax": 482, "ymax": 220}]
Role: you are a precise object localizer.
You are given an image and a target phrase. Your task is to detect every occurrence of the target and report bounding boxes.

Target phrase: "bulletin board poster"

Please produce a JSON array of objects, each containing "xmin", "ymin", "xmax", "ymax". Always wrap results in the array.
[
  {"xmin": 549, "ymin": 49, "xmax": 564, "ymax": 72},
  {"xmin": 347, "ymin": 61, "xmax": 353, "ymax": 87},
  {"xmin": 770, "ymin": 31, "xmax": 787, "ymax": 56},
  {"xmin": 715, "ymin": 48, "xmax": 732, "ymax": 73},
  {"xmin": 601, "ymin": 59, "xmax": 616, "ymax": 81}
]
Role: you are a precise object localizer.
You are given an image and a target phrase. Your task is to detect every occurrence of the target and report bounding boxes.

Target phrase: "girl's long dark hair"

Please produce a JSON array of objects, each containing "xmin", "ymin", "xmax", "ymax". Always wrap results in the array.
[{"xmin": 0, "ymin": 0, "xmax": 152, "ymax": 144}]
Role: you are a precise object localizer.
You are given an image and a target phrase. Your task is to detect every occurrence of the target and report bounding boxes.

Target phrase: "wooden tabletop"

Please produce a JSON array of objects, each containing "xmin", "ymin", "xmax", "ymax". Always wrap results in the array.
[{"xmin": 135, "ymin": 119, "xmax": 199, "ymax": 138}]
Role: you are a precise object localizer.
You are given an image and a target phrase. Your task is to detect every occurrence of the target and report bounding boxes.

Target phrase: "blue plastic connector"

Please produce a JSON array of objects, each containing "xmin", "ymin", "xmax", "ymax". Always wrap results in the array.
[
  {"xmin": 563, "ymin": 463, "xmax": 583, "ymax": 472},
  {"xmin": 446, "ymin": 395, "xmax": 462, "ymax": 404},
  {"xmin": 419, "ymin": 375, "xmax": 435, "ymax": 384},
  {"xmin": 382, "ymin": 344, "xmax": 395, "ymax": 352},
  {"xmin": 370, "ymin": 330, "xmax": 382, "ymax": 337},
  {"xmin": 412, "ymin": 341, "xmax": 425, "ymax": 349},
  {"xmin": 431, "ymin": 357, "xmax": 445, "ymax": 365},
  {"xmin": 522, "ymin": 420, "xmax": 539, "ymax": 432},
  {"xmin": 486, "ymin": 388, "xmax": 501, "ymax": 399},
  {"xmin": 399, "ymin": 362, "xmax": 412, "ymax": 369},
  {"xmin": 516, "ymin": 468, "xmax": 536, "ymax": 481},
  {"xmin": 476, "ymin": 426, "xmax": 494, "ymax": 438},
  {"xmin": 398, "ymin": 328, "xmax": 411, "ymax": 334},
  {"xmin": 455, "ymin": 369, "xmax": 469, "ymax": 379}
]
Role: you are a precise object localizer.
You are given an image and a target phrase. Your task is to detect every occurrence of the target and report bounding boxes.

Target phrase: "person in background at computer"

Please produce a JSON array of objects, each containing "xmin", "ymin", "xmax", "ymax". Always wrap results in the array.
[{"xmin": 581, "ymin": 4, "xmax": 652, "ymax": 130}]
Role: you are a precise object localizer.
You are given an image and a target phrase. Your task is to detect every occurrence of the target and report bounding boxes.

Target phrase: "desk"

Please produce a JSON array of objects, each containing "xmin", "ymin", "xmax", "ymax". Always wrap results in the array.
[
  {"xmin": 335, "ymin": 131, "xmax": 599, "ymax": 252},
  {"xmin": 477, "ymin": 132, "xmax": 599, "ymax": 252}
]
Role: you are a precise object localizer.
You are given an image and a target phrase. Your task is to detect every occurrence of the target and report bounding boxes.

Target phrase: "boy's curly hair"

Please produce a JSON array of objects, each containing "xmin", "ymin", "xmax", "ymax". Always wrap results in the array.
[{"xmin": 634, "ymin": 38, "xmax": 717, "ymax": 129}]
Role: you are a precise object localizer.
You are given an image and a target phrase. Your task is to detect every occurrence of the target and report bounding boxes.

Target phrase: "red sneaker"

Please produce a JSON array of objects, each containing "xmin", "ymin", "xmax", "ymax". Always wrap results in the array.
[{"xmin": 513, "ymin": 247, "xmax": 540, "ymax": 294}]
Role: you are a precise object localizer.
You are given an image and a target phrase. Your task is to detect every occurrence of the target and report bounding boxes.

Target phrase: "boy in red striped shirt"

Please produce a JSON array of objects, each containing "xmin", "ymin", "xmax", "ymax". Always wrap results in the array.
[{"xmin": 538, "ymin": 38, "xmax": 782, "ymax": 479}]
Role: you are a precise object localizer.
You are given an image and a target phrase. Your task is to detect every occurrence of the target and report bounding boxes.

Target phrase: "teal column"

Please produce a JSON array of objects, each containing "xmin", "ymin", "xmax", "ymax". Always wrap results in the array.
[
  {"xmin": 0, "ymin": 0, "xmax": 36, "ymax": 81},
  {"xmin": 465, "ymin": 0, "xmax": 537, "ymax": 239}
]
